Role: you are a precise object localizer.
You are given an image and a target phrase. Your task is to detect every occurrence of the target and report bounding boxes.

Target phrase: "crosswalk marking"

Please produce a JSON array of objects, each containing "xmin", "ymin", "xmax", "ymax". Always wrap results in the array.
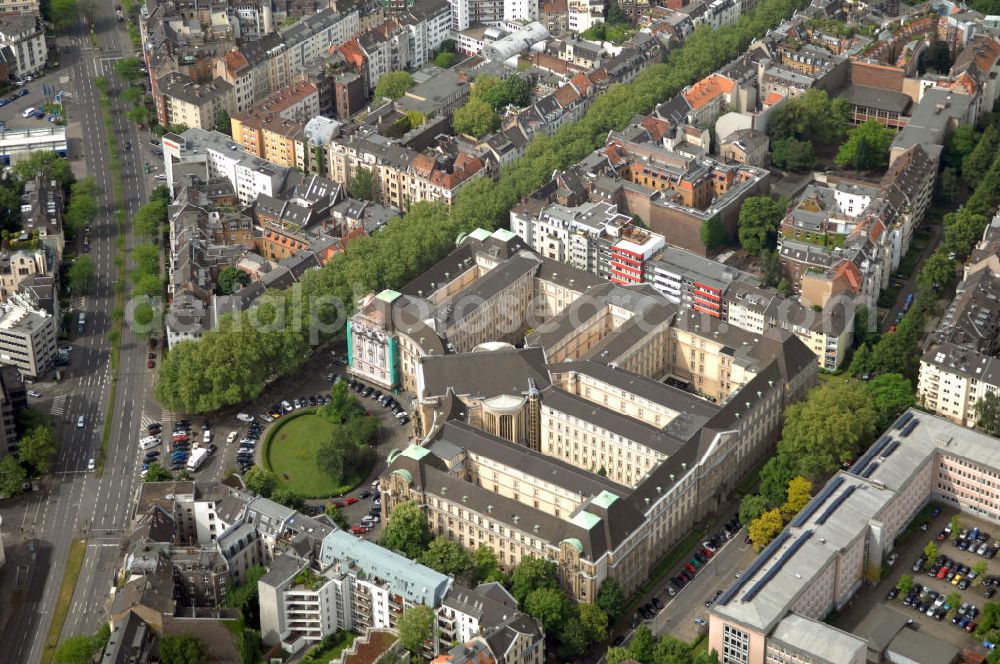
[{"xmin": 51, "ymin": 395, "xmax": 67, "ymax": 417}]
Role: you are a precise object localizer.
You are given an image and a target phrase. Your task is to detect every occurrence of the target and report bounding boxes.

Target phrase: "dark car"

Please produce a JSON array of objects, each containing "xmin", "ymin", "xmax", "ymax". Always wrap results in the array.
[
  {"xmin": 151, "ymin": 147, "xmax": 163, "ymax": 156},
  {"xmin": 611, "ymin": 635, "xmax": 626, "ymax": 647},
  {"xmin": 16, "ymin": 88, "xmax": 27, "ymax": 97},
  {"xmin": 207, "ymin": 444, "xmax": 217, "ymax": 455},
  {"xmin": 888, "ymin": 587, "xmax": 900, "ymax": 600},
  {"xmin": 651, "ymin": 597, "xmax": 663, "ymax": 610}
]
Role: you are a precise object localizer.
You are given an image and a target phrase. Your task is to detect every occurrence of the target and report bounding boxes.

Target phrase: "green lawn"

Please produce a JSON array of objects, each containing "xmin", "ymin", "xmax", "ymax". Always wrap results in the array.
[{"xmin": 263, "ymin": 411, "xmax": 369, "ymax": 498}]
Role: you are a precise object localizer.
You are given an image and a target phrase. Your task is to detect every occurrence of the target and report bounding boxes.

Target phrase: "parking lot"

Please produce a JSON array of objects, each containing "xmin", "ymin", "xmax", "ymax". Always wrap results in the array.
[{"xmin": 833, "ymin": 504, "xmax": 1000, "ymax": 653}]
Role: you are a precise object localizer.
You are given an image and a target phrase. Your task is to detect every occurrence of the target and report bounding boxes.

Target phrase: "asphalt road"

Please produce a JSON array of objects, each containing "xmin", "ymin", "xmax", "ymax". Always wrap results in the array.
[{"xmin": 2, "ymin": 6, "xmax": 163, "ymax": 660}]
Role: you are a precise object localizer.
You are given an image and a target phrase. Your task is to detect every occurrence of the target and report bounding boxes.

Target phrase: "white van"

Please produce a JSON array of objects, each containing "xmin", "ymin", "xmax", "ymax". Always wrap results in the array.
[
  {"xmin": 77, "ymin": 415, "xmax": 85, "ymax": 428},
  {"xmin": 22, "ymin": 107, "xmax": 35, "ymax": 118},
  {"xmin": 138, "ymin": 436, "xmax": 161, "ymax": 450}
]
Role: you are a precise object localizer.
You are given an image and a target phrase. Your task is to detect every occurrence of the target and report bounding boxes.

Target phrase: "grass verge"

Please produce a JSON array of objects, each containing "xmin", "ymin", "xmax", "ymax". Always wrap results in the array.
[
  {"xmin": 93, "ymin": 79, "xmax": 128, "ymax": 476},
  {"xmin": 40, "ymin": 539, "xmax": 87, "ymax": 664}
]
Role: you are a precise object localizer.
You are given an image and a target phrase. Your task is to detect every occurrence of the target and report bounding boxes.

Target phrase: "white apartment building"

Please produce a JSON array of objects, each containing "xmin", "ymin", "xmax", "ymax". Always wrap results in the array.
[
  {"xmin": 406, "ymin": 0, "xmax": 452, "ymax": 67},
  {"xmin": 0, "ymin": 292, "xmax": 55, "ymax": 380},
  {"xmin": 162, "ymin": 128, "xmax": 291, "ymax": 206},
  {"xmin": 510, "ymin": 200, "xmax": 635, "ymax": 279},
  {"xmin": 259, "ymin": 528, "xmax": 452, "ymax": 654},
  {"xmin": 0, "ymin": 14, "xmax": 45, "ymax": 76}
]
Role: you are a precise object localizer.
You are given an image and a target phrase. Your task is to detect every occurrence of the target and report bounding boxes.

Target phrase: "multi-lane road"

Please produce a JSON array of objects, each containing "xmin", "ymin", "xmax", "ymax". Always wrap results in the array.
[{"xmin": 3, "ymin": 5, "xmax": 164, "ymax": 661}]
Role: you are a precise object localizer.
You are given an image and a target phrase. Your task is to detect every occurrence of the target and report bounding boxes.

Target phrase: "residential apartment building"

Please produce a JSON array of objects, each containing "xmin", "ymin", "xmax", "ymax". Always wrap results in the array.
[
  {"xmin": 20, "ymin": 174, "xmax": 65, "ymax": 260},
  {"xmin": 0, "ymin": 14, "xmax": 44, "ymax": 76},
  {"xmin": 0, "ymin": 291, "xmax": 56, "ymax": 379},
  {"xmin": 327, "ymin": 131, "xmax": 488, "ymax": 208},
  {"xmin": 156, "ymin": 72, "xmax": 236, "ymax": 130},
  {"xmin": 509, "ymin": 199, "xmax": 637, "ymax": 280},
  {"xmin": 0, "ymin": 0, "xmax": 39, "ymax": 15},
  {"xmin": 709, "ymin": 409, "xmax": 1000, "ymax": 664},
  {"xmin": 163, "ymin": 128, "xmax": 291, "ymax": 206}
]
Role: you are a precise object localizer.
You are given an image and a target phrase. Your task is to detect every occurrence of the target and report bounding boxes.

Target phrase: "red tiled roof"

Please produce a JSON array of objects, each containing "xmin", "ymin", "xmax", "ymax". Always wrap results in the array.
[
  {"xmin": 683, "ymin": 73, "xmax": 735, "ymax": 110},
  {"xmin": 553, "ymin": 84, "xmax": 580, "ymax": 107},
  {"xmin": 763, "ymin": 91, "xmax": 784, "ymax": 106}
]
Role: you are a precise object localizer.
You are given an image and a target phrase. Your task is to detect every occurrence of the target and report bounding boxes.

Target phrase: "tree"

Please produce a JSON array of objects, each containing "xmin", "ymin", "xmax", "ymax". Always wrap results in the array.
[
  {"xmin": 950, "ymin": 515, "xmax": 962, "ymax": 540},
  {"xmin": 700, "ymin": 215, "xmax": 726, "ymax": 250},
  {"xmin": 216, "ymin": 266, "xmax": 250, "ymax": 295},
  {"xmin": 596, "ymin": 578, "xmax": 625, "ymax": 622},
  {"xmin": 974, "ymin": 561, "xmax": 989, "ymax": 579},
  {"xmin": 13, "ymin": 151, "xmax": 74, "ymax": 189},
  {"xmin": 65, "ymin": 181, "xmax": 98, "ymax": 233},
  {"xmin": 270, "ymin": 488, "xmax": 303, "ymax": 509},
  {"xmin": 778, "ymin": 380, "xmax": 878, "ymax": 479},
  {"xmin": 348, "ymin": 167, "xmax": 375, "ymax": 201},
  {"xmin": 777, "ymin": 278, "xmax": 792, "ymax": 297},
  {"xmin": 316, "ymin": 419, "xmax": 376, "ymax": 485},
  {"xmin": 943, "ymin": 123, "xmax": 977, "ymax": 171},
  {"xmin": 923, "ymin": 39, "xmax": 952, "ymax": 74},
  {"xmin": 740, "ymin": 493, "xmax": 771, "ymax": 526},
  {"xmin": 624, "ymin": 625, "xmax": 655, "ymax": 662},
  {"xmin": 420, "ymin": 536, "xmax": 472, "ymax": 577},
  {"xmin": 897, "ymin": 574, "xmax": 913, "ymax": 594},
  {"xmin": 758, "ymin": 453, "xmax": 799, "ymax": 507},
  {"xmin": 379, "ymin": 500, "xmax": 432, "ymax": 558},
  {"xmin": 115, "ymin": 56, "xmax": 146, "ymax": 83},
  {"xmin": 781, "ymin": 476, "xmax": 812, "ymax": 519},
  {"xmin": 578, "ymin": 602, "xmax": 609, "ymax": 643},
  {"xmin": 143, "ymin": 462, "xmax": 173, "ymax": 482},
  {"xmin": 975, "ymin": 391, "xmax": 1000, "ymax": 437},
  {"xmin": 434, "ymin": 51, "xmax": 457, "ymax": 68},
  {"xmin": 453, "ymin": 98, "xmax": 499, "ymax": 138},
  {"xmin": 0, "ymin": 454, "xmax": 26, "ymax": 497},
  {"xmin": 867, "ymin": 373, "xmax": 915, "ymax": 429},
  {"xmin": 53, "ymin": 635, "xmax": 100, "ymax": 664},
  {"xmin": 215, "ymin": 110, "xmax": 231, "ymax": 134},
  {"xmin": 737, "ymin": 196, "xmax": 783, "ymax": 255},
  {"xmin": 67, "ymin": 257, "xmax": 97, "ymax": 294},
  {"xmin": 918, "ymin": 251, "xmax": 954, "ymax": 291},
  {"xmin": 768, "ymin": 89, "xmax": 849, "ymax": 144},
  {"xmin": 835, "ymin": 120, "xmax": 893, "ymax": 170},
  {"xmin": 158, "ymin": 634, "xmax": 209, "ymax": 664},
  {"xmin": 770, "ymin": 137, "xmax": 815, "ymax": 171},
  {"xmin": 923, "ymin": 541, "xmax": 938, "ymax": 561},
  {"xmin": 323, "ymin": 381, "xmax": 361, "ymax": 423},
  {"xmin": 511, "ymin": 556, "xmax": 558, "ymax": 604},
  {"xmin": 397, "ymin": 604, "xmax": 434, "ymax": 654},
  {"xmin": 849, "ymin": 344, "xmax": 872, "ymax": 378},
  {"xmin": 963, "ymin": 125, "xmax": 1000, "ymax": 187},
  {"xmin": 749, "ymin": 508, "xmax": 784, "ymax": 552},
  {"xmin": 558, "ymin": 619, "xmax": 591, "ymax": 659},
  {"xmin": 324, "ymin": 503, "xmax": 349, "ymax": 529},
  {"xmin": 759, "ymin": 247, "xmax": 781, "ymax": 287},
  {"xmin": 48, "ymin": 0, "xmax": 79, "ymax": 30},
  {"xmin": 243, "ymin": 466, "xmax": 276, "ymax": 497},
  {"xmin": 373, "ymin": 71, "xmax": 414, "ymax": 100},
  {"xmin": 946, "ymin": 591, "xmax": 963, "ymax": 618},
  {"xmin": 133, "ymin": 199, "xmax": 167, "ymax": 238},
  {"xmin": 524, "ymin": 586, "xmax": 568, "ymax": 631},
  {"xmin": 19, "ymin": 425, "xmax": 57, "ymax": 475},
  {"xmin": 472, "ymin": 545, "xmax": 505, "ymax": 584}
]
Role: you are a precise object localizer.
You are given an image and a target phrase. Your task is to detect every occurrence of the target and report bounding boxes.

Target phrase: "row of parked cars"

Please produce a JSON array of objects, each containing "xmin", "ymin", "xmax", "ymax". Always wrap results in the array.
[
  {"xmin": 917, "ymin": 554, "xmax": 985, "ymax": 591},
  {"xmin": 138, "ymin": 420, "xmax": 217, "ymax": 477},
  {"xmin": 0, "ymin": 88, "xmax": 28, "ymax": 107},
  {"xmin": 235, "ymin": 422, "xmax": 264, "ymax": 474},
  {"xmin": 259, "ymin": 395, "xmax": 333, "ymax": 423},
  {"xmin": 344, "ymin": 378, "xmax": 410, "ymax": 425},
  {"xmin": 670, "ymin": 515, "xmax": 741, "ymax": 591},
  {"xmin": 340, "ymin": 482, "xmax": 382, "ymax": 534}
]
